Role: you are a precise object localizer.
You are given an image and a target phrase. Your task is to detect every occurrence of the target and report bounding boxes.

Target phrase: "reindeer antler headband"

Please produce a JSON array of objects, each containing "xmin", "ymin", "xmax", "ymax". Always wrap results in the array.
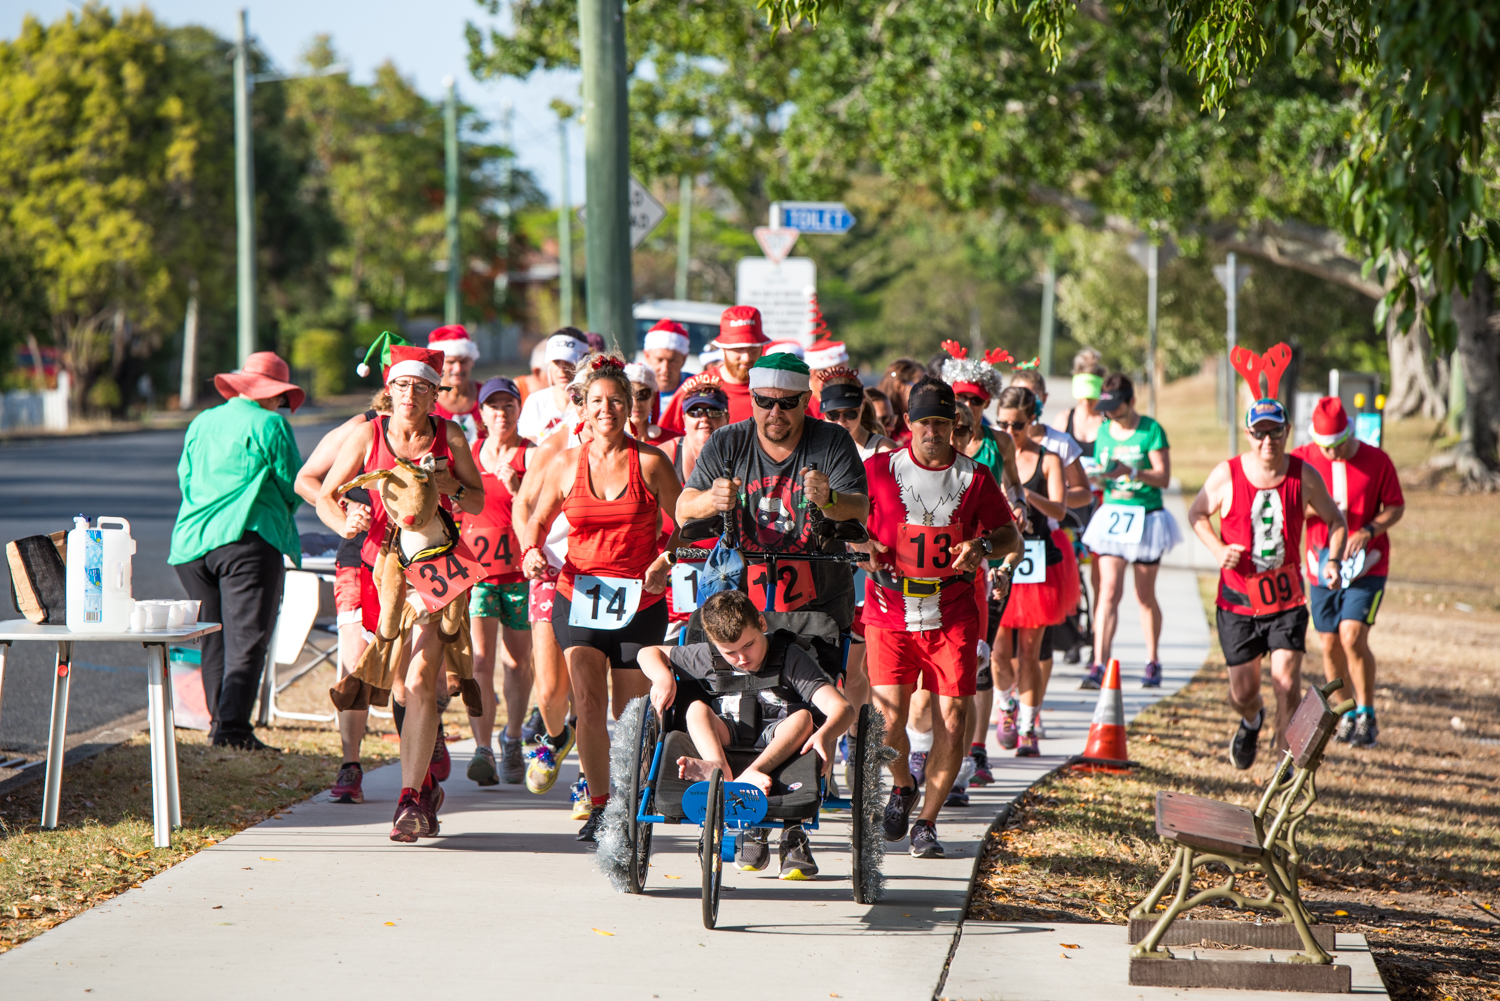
[{"xmin": 939, "ymin": 340, "xmax": 1003, "ymax": 400}]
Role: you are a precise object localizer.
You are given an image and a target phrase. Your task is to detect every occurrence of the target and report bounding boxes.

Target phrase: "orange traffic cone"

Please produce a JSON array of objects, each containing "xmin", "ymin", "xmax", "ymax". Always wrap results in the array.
[{"xmin": 1073, "ymin": 658, "xmax": 1132, "ymax": 772}]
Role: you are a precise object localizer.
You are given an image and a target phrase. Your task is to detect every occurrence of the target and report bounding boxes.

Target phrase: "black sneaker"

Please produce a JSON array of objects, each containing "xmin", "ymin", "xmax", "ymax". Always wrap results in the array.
[
  {"xmin": 213, "ymin": 732, "xmax": 282, "ymax": 753},
  {"xmin": 735, "ymin": 828, "xmax": 771, "ymax": 871},
  {"xmin": 778, "ymin": 826, "xmax": 818, "ymax": 880},
  {"xmin": 520, "ymin": 707, "xmax": 545, "ymax": 744},
  {"xmin": 882, "ymin": 785, "xmax": 920, "ymax": 842},
  {"xmin": 909, "ymin": 820, "xmax": 944, "ymax": 858},
  {"xmin": 576, "ymin": 805, "xmax": 605, "ymax": 842},
  {"xmin": 1141, "ymin": 661, "xmax": 1162, "ymax": 688},
  {"xmin": 1230, "ymin": 711, "xmax": 1262, "ymax": 770},
  {"xmin": 1079, "ymin": 663, "xmax": 1104, "ymax": 690},
  {"xmin": 944, "ymin": 787, "xmax": 970, "ymax": 808},
  {"xmin": 1349, "ymin": 711, "xmax": 1379, "ymax": 748},
  {"xmin": 1335, "ymin": 711, "xmax": 1356, "ymax": 743}
]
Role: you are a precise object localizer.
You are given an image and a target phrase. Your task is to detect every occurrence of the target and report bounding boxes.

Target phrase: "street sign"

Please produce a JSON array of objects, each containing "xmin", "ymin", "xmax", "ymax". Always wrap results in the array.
[
  {"xmin": 769, "ymin": 201, "xmax": 856, "ymax": 235},
  {"xmin": 753, "ymin": 226, "xmax": 801, "ymax": 264},
  {"xmin": 576, "ymin": 176, "xmax": 667, "ymax": 249},
  {"xmin": 1213, "ymin": 261, "xmax": 1251, "ymax": 294},
  {"xmin": 736, "ymin": 257, "xmax": 817, "ymax": 344}
]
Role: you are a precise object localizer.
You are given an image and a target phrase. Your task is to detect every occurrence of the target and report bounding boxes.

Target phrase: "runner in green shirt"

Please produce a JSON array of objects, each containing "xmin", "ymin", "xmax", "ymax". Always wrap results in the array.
[{"xmin": 1094, "ymin": 410, "xmax": 1170, "ymax": 511}]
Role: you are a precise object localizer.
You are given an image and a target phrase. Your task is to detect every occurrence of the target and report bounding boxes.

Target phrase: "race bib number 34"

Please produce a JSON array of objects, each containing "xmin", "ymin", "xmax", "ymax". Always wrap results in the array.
[
  {"xmin": 404, "ymin": 541, "xmax": 485, "ymax": 613},
  {"xmin": 568, "ymin": 575, "xmax": 643, "ymax": 630},
  {"xmin": 1245, "ymin": 564, "xmax": 1305, "ymax": 616}
]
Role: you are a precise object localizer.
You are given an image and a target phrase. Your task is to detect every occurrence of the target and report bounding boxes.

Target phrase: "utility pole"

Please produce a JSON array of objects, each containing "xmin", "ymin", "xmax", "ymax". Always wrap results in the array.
[
  {"xmin": 443, "ymin": 76, "xmax": 460, "ymax": 325},
  {"xmin": 1128, "ymin": 235, "xmax": 1176, "ymax": 416},
  {"xmin": 495, "ymin": 99, "xmax": 513, "ymax": 310},
  {"xmin": 558, "ymin": 109, "xmax": 573, "ymax": 327},
  {"xmin": 675, "ymin": 174, "xmax": 692, "ymax": 301},
  {"xmin": 578, "ymin": 0, "xmax": 635, "ymax": 353},
  {"xmin": 1038, "ymin": 256, "xmax": 1056, "ymax": 376},
  {"xmin": 1214, "ymin": 253, "xmax": 1251, "ymax": 458},
  {"xmin": 179, "ymin": 281, "xmax": 199, "ymax": 409},
  {"xmin": 233, "ymin": 9, "xmax": 256, "ymax": 367}
]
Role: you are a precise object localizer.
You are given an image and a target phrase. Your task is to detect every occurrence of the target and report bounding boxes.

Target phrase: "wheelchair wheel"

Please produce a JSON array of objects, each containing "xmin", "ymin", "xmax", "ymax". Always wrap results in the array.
[
  {"xmin": 700, "ymin": 768, "xmax": 725, "ymax": 930},
  {"xmin": 625, "ymin": 705, "xmax": 660, "ymax": 894},
  {"xmin": 851, "ymin": 703, "xmax": 871, "ymax": 903}
]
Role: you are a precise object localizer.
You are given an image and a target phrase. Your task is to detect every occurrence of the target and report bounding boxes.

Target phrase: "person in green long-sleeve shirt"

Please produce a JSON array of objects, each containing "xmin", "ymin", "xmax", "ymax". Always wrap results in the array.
[{"xmin": 169, "ymin": 352, "xmax": 305, "ymax": 751}]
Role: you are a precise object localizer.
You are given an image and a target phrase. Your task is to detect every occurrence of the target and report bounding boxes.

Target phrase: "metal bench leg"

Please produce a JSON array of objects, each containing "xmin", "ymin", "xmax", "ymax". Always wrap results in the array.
[
  {"xmin": 41, "ymin": 641, "xmax": 73, "ymax": 829},
  {"xmin": 1131, "ymin": 846, "xmax": 1192, "ymax": 959},
  {"xmin": 155, "ymin": 645, "xmax": 182, "ymax": 828},
  {"xmin": 1261, "ymin": 861, "xmax": 1331, "ymax": 964},
  {"xmin": 147, "ymin": 643, "xmax": 173, "ymax": 848}
]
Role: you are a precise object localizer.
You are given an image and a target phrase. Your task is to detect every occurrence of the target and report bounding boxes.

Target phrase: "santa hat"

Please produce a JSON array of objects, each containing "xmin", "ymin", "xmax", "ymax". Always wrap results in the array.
[
  {"xmin": 806, "ymin": 339, "xmax": 848, "ymax": 370},
  {"xmin": 1309, "ymin": 397, "xmax": 1352, "ymax": 446},
  {"xmin": 713, "ymin": 305, "xmax": 769, "ymax": 347},
  {"xmin": 385, "ymin": 345, "xmax": 444, "ymax": 386},
  {"xmin": 764, "ymin": 339, "xmax": 806, "ymax": 359},
  {"xmin": 427, "ymin": 324, "xmax": 480, "ymax": 361},
  {"xmin": 356, "ymin": 330, "xmax": 412, "ymax": 378},
  {"xmin": 623, "ymin": 362, "xmax": 659, "ymax": 393},
  {"xmin": 748, "ymin": 351, "xmax": 810, "ymax": 392},
  {"xmin": 643, "ymin": 319, "xmax": 691, "ymax": 355},
  {"xmin": 938, "ymin": 341, "xmax": 1002, "ymax": 402}
]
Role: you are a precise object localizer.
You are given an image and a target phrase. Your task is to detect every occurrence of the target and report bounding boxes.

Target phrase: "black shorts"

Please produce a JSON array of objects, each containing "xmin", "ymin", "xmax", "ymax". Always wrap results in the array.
[
  {"xmin": 718, "ymin": 711, "xmax": 808, "ymax": 750},
  {"xmin": 1216, "ymin": 605, "xmax": 1309, "ymax": 666},
  {"xmin": 550, "ymin": 591, "xmax": 669, "ymax": 670}
]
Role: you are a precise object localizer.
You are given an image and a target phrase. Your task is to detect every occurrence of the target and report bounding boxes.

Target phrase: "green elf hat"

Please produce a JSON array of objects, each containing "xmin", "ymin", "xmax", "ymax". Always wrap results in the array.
[
  {"xmin": 356, "ymin": 330, "xmax": 412, "ymax": 378},
  {"xmin": 748, "ymin": 350, "xmax": 811, "ymax": 392}
]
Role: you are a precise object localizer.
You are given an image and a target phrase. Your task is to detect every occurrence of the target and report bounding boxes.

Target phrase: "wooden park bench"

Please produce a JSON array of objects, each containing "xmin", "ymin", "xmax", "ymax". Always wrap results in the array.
[{"xmin": 1127, "ymin": 678, "xmax": 1357, "ymax": 992}]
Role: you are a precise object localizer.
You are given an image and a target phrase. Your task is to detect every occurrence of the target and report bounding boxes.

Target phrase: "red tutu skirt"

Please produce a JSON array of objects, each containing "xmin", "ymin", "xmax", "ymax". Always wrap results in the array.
[
  {"xmin": 1001, "ymin": 540, "xmax": 1069, "ymax": 630},
  {"xmin": 1053, "ymin": 528, "xmax": 1081, "ymax": 614}
]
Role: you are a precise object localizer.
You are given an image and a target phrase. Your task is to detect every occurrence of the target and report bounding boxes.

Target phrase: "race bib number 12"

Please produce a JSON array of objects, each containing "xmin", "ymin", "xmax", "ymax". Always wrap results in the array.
[
  {"xmin": 746, "ymin": 560, "xmax": 815, "ymax": 613},
  {"xmin": 568, "ymin": 575, "xmax": 643, "ymax": 630}
]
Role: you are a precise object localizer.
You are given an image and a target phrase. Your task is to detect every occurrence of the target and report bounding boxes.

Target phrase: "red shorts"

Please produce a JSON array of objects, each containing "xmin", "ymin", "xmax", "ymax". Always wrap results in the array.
[
  {"xmin": 528, "ymin": 566, "xmax": 560, "ymax": 624},
  {"xmin": 864, "ymin": 618, "xmax": 979, "ymax": 697},
  {"xmin": 334, "ymin": 565, "xmax": 379, "ymax": 635}
]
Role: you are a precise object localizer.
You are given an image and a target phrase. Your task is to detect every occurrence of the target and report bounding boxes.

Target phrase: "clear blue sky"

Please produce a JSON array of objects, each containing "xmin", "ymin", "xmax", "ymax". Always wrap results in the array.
[{"xmin": 4, "ymin": 0, "xmax": 584, "ymax": 204}]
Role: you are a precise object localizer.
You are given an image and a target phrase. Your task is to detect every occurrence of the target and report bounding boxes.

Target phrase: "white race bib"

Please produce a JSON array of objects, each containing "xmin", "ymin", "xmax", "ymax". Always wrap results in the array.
[
  {"xmin": 567, "ymin": 575, "xmax": 642, "ymax": 630},
  {"xmin": 670, "ymin": 562, "xmax": 702, "ymax": 612},
  {"xmin": 1097, "ymin": 503, "xmax": 1147, "ymax": 544},
  {"xmin": 1014, "ymin": 539, "xmax": 1047, "ymax": 584}
]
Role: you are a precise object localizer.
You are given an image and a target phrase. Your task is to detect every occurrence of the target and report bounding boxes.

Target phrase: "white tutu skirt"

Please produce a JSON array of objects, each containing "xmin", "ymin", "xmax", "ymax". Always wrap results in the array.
[{"xmin": 1082, "ymin": 507, "xmax": 1183, "ymax": 563}]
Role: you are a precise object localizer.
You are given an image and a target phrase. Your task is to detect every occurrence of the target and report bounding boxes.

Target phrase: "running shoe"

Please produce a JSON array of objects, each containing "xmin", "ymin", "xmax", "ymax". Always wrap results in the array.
[
  {"xmin": 969, "ymin": 745, "xmax": 993, "ymax": 786},
  {"xmin": 467, "ymin": 745, "xmax": 499, "ymax": 787},
  {"xmin": 1016, "ymin": 731, "xmax": 1040, "ymax": 757},
  {"xmin": 576, "ymin": 805, "xmax": 605, "ymax": 842},
  {"xmin": 1335, "ymin": 711, "xmax": 1357, "ymax": 743},
  {"xmin": 499, "ymin": 735, "xmax": 525, "ymax": 784},
  {"xmin": 390, "ymin": 789, "xmax": 425, "ymax": 843},
  {"xmin": 330, "ymin": 762, "xmax": 363, "ymax": 804},
  {"xmin": 998, "ymin": 703, "xmax": 1020, "ymax": 751},
  {"xmin": 882, "ymin": 784, "xmax": 920, "ymax": 842},
  {"xmin": 520, "ymin": 707, "xmax": 545, "ymax": 744},
  {"xmin": 429, "ymin": 727, "xmax": 451, "ymax": 783},
  {"xmin": 909, "ymin": 750, "xmax": 928, "ymax": 788},
  {"xmin": 1034, "ymin": 711, "xmax": 1048, "ymax": 740},
  {"xmin": 778, "ymin": 826, "xmax": 819, "ymax": 880},
  {"xmin": 736, "ymin": 828, "xmax": 771, "ymax": 871},
  {"xmin": 1142, "ymin": 661, "xmax": 1163, "ymax": 688},
  {"xmin": 1230, "ymin": 712, "xmax": 1262, "ymax": 770},
  {"xmin": 418, "ymin": 780, "xmax": 444, "ymax": 837},
  {"xmin": 569, "ymin": 777, "xmax": 592, "ymax": 821},
  {"xmin": 909, "ymin": 820, "xmax": 945, "ymax": 859},
  {"xmin": 525, "ymin": 725, "xmax": 575, "ymax": 794},
  {"xmin": 944, "ymin": 787, "xmax": 970, "ymax": 808},
  {"xmin": 1079, "ymin": 663, "xmax": 1104, "ymax": 690},
  {"xmin": 1350, "ymin": 710, "xmax": 1379, "ymax": 748}
]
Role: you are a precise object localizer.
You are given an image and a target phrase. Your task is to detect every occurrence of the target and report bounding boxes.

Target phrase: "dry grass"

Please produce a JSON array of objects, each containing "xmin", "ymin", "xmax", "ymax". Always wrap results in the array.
[{"xmin": 969, "ymin": 575, "xmax": 1500, "ymax": 1001}]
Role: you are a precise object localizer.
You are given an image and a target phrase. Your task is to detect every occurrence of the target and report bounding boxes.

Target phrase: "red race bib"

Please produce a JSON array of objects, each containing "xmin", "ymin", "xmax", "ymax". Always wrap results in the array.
[
  {"xmin": 746, "ymin": 560, "xmax": 816, "ymax": 613},
  {"xmin": 404, "ymin": 539, "xmax": 486, "ymax": 613},
  {"xmin": 1244, "ymin": 564, "xmax": 1305, "ymax": 616},
  {"xmin": 460, "ymin": 518, "xmax": 520, "ymax": 578},
  {"xmin": 893, "ymin": 523, "xmax": 962, "ymax": 578}
]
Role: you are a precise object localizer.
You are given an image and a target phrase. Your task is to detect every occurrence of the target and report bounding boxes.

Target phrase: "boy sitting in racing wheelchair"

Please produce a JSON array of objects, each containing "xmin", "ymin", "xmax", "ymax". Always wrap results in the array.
[{"xmin": 637, "ymin": 589, "xmax": 853, "ymax": 880}]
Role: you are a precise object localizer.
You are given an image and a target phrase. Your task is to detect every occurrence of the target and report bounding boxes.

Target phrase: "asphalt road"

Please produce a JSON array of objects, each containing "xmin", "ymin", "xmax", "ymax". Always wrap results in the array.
[{"xmin": 0, "ymin": 420, "xmax": 341, "ymax": 754}]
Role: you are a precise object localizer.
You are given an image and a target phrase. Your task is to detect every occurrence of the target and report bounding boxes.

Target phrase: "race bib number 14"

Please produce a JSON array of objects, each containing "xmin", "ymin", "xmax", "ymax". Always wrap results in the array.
[{"xmin": 568, "ymin": 576, "xmax": 643, "ymax": 630}]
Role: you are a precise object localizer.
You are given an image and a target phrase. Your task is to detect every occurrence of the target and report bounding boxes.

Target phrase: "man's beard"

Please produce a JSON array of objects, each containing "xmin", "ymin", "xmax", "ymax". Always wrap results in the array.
[{"xmin": 760, "ymin": 418, "xmax": 796, "ymax": 444}]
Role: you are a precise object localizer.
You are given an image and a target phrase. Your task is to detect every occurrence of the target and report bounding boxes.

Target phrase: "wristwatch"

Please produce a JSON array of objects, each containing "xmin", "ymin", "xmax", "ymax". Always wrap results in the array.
[
  {"xmin": 452, "ymin": 484, "xmax": 467, "ymax": 504},
  {"xmin": 819, "ymin": 488, "xmax": 839, "ymax": 511},
  {"xmin": 980, "ymin": 536, "xmax": 994, "ymax": 555}
]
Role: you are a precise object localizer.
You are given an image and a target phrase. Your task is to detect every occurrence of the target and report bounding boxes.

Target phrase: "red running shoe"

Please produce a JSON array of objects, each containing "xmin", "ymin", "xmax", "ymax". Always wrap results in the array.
[
  {"xmin": 418, "ymin": 780, "xmax": 444, "ymax": 837},
  {"xmin": 330, "ymin": 762, "xmax": 364, "ymax": 804},
  {"xmin": 390, "ymin": 789, "xmax": 425, "ymax": 842},
  {"xmin": 428, "ymin": 727, "xmax": 451, "ymax": 783}
]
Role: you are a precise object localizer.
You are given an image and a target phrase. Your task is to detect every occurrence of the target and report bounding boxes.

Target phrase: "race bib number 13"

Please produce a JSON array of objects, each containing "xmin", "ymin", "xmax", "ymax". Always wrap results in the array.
[{"xmin": 894, "ymin": 523, "xmax": 960, "ymax": 578}]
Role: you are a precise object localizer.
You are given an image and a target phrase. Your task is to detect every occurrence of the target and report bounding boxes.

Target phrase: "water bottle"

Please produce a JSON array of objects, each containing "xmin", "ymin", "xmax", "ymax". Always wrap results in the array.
[{"xmin": 66, "ymin": 516, "xmax": 135, "ymax": 631}]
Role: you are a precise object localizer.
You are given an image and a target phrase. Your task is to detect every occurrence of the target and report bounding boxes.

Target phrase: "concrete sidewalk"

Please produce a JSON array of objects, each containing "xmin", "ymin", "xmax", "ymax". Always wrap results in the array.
[{"xmin": 0, "ymin": 569, "xmax": 1208, "ymax": 1001}]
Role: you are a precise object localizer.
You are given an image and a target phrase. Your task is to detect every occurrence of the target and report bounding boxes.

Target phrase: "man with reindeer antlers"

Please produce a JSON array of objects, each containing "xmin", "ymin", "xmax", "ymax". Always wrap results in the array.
[
  {"xmin": 1188, "ymin": 343, "xmax": 1347, "ymax": 769},
  {"xmin": 318, "ymin": 343, "xmax": 487, "ymax": 841}
]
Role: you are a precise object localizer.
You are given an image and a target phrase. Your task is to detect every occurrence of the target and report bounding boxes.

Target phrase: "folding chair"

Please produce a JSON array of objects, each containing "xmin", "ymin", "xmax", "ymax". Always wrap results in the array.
[{"xmin": 257, "ymin": 570, "xmax": 337, "ymax": 724}]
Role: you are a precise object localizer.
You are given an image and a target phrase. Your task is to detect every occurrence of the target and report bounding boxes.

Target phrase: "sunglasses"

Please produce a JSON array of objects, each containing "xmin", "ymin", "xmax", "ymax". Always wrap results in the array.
[
  {"xmin": 956, "ymin": 395, "xmax": 987, "ymax": 408},
  {"xmin": 1249, "ymin": 425, "xmax": 1288, "ymax": 441},
  {"xmin": 686, "ymin": 407, "xmax": 727, "ymax": 420},
  {"xmin": 952, "ymin": 426, "xmax": 975, "ymax": 438},
  {"xmin": 632, "ymin": 389, "xmax": 654, "ymax": 403},
  {"xmin": 752, "ymin": 392, "xmax": 804, "ymax": 411},
  {"xmin": 824, "ymin": 408, "xmax": 862, "ymax": 422},
  {"xmin": 994, "ymin": 420, "xmax": 1030, "ymax": 431}
]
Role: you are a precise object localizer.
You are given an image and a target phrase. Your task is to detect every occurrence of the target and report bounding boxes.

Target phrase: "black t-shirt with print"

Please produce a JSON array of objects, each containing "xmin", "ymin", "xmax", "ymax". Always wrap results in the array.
[{"xmin": 668, "ymin": 632, "xmax": 832, "ymax": 726}]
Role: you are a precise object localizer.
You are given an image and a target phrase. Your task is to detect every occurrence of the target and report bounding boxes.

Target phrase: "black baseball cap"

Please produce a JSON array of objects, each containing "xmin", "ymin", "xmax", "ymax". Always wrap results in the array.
[
  {"xmin": 478, "ymin": 376, "xmax": 521, "ymax": 404},
  {"xmin": 907, "ymin": 378, "xmax": 956, "ymax": 422},
  {"xmin": 819, "ymin": 383, "xmax": 865, "ymax": 413},
  {"xmin": 1097, "ymin": 388, "xmax": 1129, "ymax": 415}
]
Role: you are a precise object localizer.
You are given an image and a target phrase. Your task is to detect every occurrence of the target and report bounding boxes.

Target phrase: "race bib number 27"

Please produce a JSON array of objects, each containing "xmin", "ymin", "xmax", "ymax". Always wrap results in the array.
[{"xmin": 1097, "ymin": 503, "xmax": 1146, "ymax": 544}]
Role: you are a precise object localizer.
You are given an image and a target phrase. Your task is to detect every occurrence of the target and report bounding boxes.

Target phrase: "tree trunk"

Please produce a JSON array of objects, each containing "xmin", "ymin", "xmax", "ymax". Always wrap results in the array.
[
  {"xmin": 1438, "ymin": 272, "xmax": 1500, "ymax": 488},
  {"xmin": 1383, "ymin": 303, "xmax": 1448, "ymax": 420}
]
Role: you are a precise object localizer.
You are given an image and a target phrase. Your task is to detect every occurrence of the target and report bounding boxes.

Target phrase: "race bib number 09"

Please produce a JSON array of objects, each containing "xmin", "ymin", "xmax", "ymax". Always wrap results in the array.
[
  {"xmin": 1013, "ymin": 539, "xmax": 1047, "ymax": 584},
  {"xmin": 894, "ymin": 523, "xmax": 961, "ymax": 578},
  {"xmin": 568, "ymin": 575, "xmax": 642, "ymax": 630},
  {"xmin": 404, "ymin": 541, "xmax": 485, "ymax": 613},
  {"xmin": 1097, "ymin": 503, "xmax": 1146, "ymax": 544},
  {"xmin": 1245, "ymin": 564, "xmax": 1305, "ymax": 616},
  {"xmin": 670, "ymin": 562, "xmax": 702, "ymax": 613},
  {"xmin": 746, "ymin": 560, "xmax": 815, "ymax": 614}
]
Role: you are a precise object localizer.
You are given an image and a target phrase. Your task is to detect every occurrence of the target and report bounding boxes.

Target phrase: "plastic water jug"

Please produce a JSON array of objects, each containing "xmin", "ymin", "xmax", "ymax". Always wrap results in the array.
[{"xmin": 66, "ymin": 516, "xmax": 135, "ymax": 631}]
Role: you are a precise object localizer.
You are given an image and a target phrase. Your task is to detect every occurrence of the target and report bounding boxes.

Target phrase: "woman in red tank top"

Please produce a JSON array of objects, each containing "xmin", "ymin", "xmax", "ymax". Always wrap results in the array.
[
  {"xmin": 317, "ymin": 346, "xmax": 485, "ymax": 842},
  {"xmin": 519, "ymin": 354, "xmax": 684, "ymax": 839}
]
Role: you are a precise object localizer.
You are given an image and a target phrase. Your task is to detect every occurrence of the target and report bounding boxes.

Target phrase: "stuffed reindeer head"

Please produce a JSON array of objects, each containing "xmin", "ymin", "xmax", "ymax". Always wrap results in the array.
[{"xmin": 338, "ymin": 455, "xmax": 442, "ymax": 533}]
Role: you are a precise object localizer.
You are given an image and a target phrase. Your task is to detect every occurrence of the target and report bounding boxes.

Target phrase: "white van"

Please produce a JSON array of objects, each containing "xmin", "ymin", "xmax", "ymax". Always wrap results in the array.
[{"xmin": 633, "ymin": 298, "xmax": 731, "ymax": 374}]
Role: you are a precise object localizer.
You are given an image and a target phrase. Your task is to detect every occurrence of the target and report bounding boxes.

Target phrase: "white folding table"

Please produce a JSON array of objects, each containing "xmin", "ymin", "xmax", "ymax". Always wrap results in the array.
[{"xmin": 0, "ymin": 620, "xmax": 222, "ymax": 848}]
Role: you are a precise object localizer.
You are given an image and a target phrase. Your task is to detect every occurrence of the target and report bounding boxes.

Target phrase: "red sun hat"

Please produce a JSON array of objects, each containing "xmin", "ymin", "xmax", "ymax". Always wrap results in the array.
[
  {"xmin": 427, "ymin": 324, "xmax": 480, "ymax": 360},
  {"xmin": 214, "ymin": 351, "xmax": 305, "ymax": 412},
  {"xmin": 385, "ymin": 345, "xmax": 445, "ymax": 386},
  {"xmin": 1309, "ymin": 396, "xmax": 1352, "ymax": 446},
  {"xmin": 714, "ymin": 305, "xmax": 769, "ymax": 348}
]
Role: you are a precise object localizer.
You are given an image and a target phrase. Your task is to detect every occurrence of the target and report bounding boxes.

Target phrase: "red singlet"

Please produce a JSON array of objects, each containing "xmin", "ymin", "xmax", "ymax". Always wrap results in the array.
[
  {"xmin": 558, "ymin": 439, "xmax": 664, "ymax": 608},
  {"xmin": 464, "ymin": 438, "xmax": 533, "ymax": 584},
  {"xmin": 1216, "ymin": 454, "xmax": 1305, "ymax": 616},
  {"xmin": 359, "ymin": 415, "xmax": 453, "ymax": 567}
]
